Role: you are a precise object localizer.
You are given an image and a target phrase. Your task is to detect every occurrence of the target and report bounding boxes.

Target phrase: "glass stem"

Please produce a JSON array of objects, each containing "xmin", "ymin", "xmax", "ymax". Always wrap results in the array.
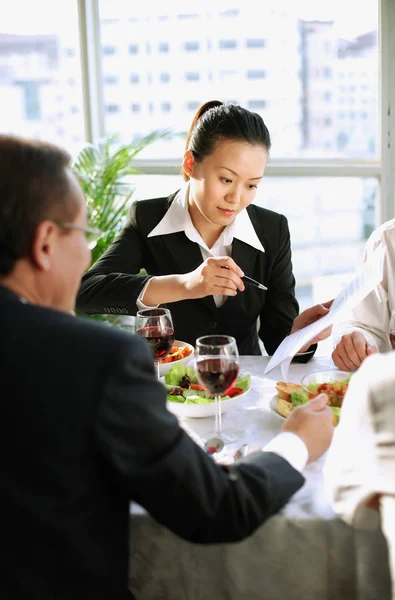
[
  {"xmin": 155, "ymin": 361, "xmax": 160, "ymax": 379},
  {"xmin": 215, "ymin": 395, "xmax": 222, "ymax": 436}
]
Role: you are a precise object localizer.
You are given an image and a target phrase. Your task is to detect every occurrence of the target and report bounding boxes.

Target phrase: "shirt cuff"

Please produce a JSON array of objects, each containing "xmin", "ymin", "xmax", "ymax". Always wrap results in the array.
[
  {"xmin": 136, "ymin": 277, "xmax": 159, "ymax": 310},
  {"xmin": 263, "ymin": 431, "xmax": 309, "ymax": 473}
]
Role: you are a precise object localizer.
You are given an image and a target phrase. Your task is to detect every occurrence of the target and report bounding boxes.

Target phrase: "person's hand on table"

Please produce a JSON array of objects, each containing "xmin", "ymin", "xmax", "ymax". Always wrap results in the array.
[
  {"xmin": 291, "ymin": 299, "xmax": 334, "ymax": 353},
  {"xmin": 181, "ymin": 256, "xmax": 245, "ymax": 299},
  {"xmin": 332, "ymin": 332, "xmax": 378, "ymax": 371},
  {"xmin": 282, "ymin": 393, "xmax": 334, "ymax": 463}
]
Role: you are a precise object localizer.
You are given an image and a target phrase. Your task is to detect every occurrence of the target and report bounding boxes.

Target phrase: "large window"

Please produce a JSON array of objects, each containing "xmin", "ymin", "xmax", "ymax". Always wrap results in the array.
[
  {"xmin": 3, "ymin": 0, "xmax": 392, "ymax": 327},
  {"xmin": 96, "ymin": 0, "xmax": 382, "ymax": 314},
  {"xmin": 0, "ymin": 0, "xmax": 85, "ymax": 154},
  {"xmin": 98, "ymin": 0, "xmax": 379, "ymax": 161}
]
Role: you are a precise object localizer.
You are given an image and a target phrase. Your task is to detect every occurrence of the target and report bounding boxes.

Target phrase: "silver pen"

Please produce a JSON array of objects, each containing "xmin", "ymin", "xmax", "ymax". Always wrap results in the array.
[
  {"xmin": 242, "ymin": 274, "xmax": 268, "ymax": 291},
  {"xmin": 221, "ymin": 266, "xmax": 268, "ymax": 291}
]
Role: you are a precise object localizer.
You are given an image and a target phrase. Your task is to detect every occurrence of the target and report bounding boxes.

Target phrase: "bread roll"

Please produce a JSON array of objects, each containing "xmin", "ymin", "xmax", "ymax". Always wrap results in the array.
[
  {"xmin": 276, "ymin": 398, "xmax": 294, "ymax": 418},
  {"xmin": 276, "ymin": 381, "xmax": 303, "ymax": 401}
]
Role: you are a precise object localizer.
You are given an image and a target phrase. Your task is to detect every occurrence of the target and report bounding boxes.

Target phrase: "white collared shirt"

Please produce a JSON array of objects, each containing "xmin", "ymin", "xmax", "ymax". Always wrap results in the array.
[
  {"xmin": 332, "ymin": 218, "xmax": 395, "ymax": 353},
  {"xmin": 137, "ymin": 184, "xmax": 265, "ymax": 309}
]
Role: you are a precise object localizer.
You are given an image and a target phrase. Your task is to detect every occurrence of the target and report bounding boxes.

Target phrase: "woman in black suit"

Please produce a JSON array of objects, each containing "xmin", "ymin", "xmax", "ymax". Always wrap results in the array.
[{"xmin": 77, "ymin": 100, "xmax": 330, "ymax": 356}]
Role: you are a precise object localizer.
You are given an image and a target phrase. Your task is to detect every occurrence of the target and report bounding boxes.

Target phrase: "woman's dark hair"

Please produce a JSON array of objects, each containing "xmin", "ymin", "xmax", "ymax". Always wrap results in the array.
[
  {"xmin": 182, "ymin": 100, "xmax": 271, "ymax": 181},
  {"xmin": 0, "ymin": 135, "xmax": 77, "ymax": 275}
]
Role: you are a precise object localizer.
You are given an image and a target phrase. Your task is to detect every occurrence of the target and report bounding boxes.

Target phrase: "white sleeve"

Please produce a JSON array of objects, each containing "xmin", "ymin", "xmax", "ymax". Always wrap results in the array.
[
  {"xmin": 332, "ymin": 288, "xmax": 388, "ymax": 352},
  {"xmin": 263, "ymin": 431, "xmax": 308, "ymax": 473},
  {"xmin": 325, "ymin": 353, "xmax": 395, "ymax": 527},
  {"xmin": 332, "ymin": 229, "xmax": 390, "ymax": 353},
  {"xmin": 136, "ymin": 277, "xmax": 159, "ymax": 310}
]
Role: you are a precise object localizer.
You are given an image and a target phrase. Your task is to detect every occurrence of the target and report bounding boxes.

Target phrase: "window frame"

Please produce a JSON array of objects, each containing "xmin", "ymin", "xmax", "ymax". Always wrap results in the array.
[{"xmin": 77, "ymin": 0, "xmax": 395, "ymax": 225}]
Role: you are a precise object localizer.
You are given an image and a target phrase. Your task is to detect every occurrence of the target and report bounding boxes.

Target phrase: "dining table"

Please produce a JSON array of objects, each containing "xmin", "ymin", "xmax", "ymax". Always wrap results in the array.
[{"xmin": 128, "ymin": 355, "xmax": 391, "ymax": 600}]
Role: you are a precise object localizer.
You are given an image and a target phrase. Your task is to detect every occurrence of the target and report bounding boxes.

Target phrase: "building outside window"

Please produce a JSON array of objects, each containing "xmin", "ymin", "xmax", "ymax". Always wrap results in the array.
[
  {"xmin": 3, "ymin": 0, "xmax": 387, "ymax": 321},
  {"xmin": 0, "ymin": 0, "xmax": 85, "ymax": 154},
  {"xmin": 219, "ymin": 39, "xmax": 238, "ymax": 49},
  {"xmin": 95, "ymin": 0, "xmax": 381, "ymax": 313}
]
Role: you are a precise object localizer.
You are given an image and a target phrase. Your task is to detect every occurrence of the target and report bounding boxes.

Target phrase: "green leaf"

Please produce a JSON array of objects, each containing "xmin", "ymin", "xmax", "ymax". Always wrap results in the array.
[
  {"xmin": 167, "ymin": 395, "xmax": 186, "ymax": 404},
  {"xmin": 291, "ymin": 390, "xmax": 309, "ymax": 406},
  {"xmin": 235, "ymin": 374, "xmax": 250, "ymax": 392},
  {"xmin": 182, "ymin": 388, "xmax": 212, "ymax": 400},
  {"xmin": 164, "ymin": 364, "xmax": 198, "ymax": 386},
  {"xmin": 72, "ymin": 129, "xmax": 176, "ymax": 269}
]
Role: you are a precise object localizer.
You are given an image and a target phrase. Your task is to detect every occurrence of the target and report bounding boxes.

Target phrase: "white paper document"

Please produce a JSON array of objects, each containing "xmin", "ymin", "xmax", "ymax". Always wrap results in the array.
[{"xmin": 264, "ymin": 243, "xmax": 387, "ymax": 378}]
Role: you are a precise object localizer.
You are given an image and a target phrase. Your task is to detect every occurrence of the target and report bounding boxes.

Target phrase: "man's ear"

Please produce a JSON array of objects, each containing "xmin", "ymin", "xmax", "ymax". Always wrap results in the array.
[
  {"xmin": 30, "ymin": 220, "xmax": 57, "ymax": 271},
  {"xmin": 182, "ymin": 150, "xmax": 195, "ymax": 179}
]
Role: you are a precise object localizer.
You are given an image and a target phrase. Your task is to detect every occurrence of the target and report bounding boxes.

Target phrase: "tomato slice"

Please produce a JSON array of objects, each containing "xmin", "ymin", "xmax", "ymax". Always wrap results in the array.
[
  {"xmin": 224, "ymin": 387, "xmax": 243, "ymax": 398},
  {"xmin": 317, "ymin": 383, "xmax": 329, "ymax": 392}
]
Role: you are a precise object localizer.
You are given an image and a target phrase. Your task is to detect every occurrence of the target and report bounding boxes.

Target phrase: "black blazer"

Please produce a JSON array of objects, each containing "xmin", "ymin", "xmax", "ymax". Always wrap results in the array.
[
  {"xmin": 0, "ymin": 284, "xmax": 304, "ymax": 600},
  {"xmin": 77, "ymin": 193, "xmax": 315, "ymax": 359}
]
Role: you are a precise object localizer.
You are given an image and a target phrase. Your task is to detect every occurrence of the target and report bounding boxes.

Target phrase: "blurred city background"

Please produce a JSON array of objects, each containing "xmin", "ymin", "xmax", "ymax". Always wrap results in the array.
[{"xmin": 0, "ymin": 0, "xmax": 380, "ymax": 333}]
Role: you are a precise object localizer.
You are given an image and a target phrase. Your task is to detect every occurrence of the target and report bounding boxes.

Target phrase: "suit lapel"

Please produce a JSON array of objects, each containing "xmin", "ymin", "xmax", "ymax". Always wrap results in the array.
[
  {"xmin": 217, "ymin": 238, "xmax": 262, "ymax": 317},
  {"xmin": 231, "ymin": 238, "xmax": 261, "ymax": 282},
  {"xmin": 159, "ymin": 233, "xmax": 218, "ymax": 316},
  {"xmin": 160, "ymin": 232, "xmax": 203, "ymax": 273}
]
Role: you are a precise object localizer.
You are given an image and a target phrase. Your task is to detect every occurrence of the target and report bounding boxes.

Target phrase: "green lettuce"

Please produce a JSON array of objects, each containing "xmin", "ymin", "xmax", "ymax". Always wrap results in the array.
[
  {"xmin": 182, "ymin": 388, "xmax": 212, "ymax": 400},
  {"xmin": 167, "ymin": 394, "xmax": 187, "ymax": 403},
  {"xmin": 164, "ymin": 364, "xmax": 198, "ymax": 386},
  {"xmin": 235, "ymin": 374, "xmax": 250, "ymax": 392},
  {"xmin": 291, "ymin": 390, "xmax": 309, "ymax": 406},
  {"xmin": 164, "ymin": 365, "xmax": 250, "ymax": 404}
]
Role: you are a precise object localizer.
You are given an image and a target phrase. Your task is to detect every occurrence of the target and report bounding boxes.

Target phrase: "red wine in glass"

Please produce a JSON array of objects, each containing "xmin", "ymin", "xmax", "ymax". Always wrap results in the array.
[
  {"xmin": 196, "ymin": 358, "xmax": 239, "ymax": 396},
  {"xmin": 135, "ymin": 308, "xmax": 174, "ymax": 377},
  {"xmin": 138, "ymin": 326, "xmax": 175, "ymax": 360},
  {"xmin": 195, "ymin": 335, "xmax": 240, "ymax": 445}
]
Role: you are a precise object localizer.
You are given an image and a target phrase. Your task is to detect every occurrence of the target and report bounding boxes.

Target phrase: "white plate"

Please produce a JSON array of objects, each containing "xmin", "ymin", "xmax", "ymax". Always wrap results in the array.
[
  {"xmin": 269, "ymin": 395, "xmax": 286, "ymax": 419},
  {"xmin": 158, "ymin": 340, "xmax": 194, "ymax": 377},
  {"xmin": 165, "ymin": 384, "xmax": 251, "ymax": 419}
]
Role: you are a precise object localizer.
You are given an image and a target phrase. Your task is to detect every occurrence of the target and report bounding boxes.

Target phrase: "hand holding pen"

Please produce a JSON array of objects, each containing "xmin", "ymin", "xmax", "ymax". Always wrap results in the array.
[{"xmin": 182, "ymin": 256, "xmax": 268, "ymax": 300}]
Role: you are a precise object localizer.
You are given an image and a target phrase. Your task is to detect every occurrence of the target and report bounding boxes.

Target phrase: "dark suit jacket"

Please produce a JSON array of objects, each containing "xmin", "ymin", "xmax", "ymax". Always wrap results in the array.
[
  {"xmin": 77, "ymin": 194, "xmax": 315, "ymax": 360},
  {"xmin": 0, "ymin": 284, "xmax": 304, "ymax": 600}
]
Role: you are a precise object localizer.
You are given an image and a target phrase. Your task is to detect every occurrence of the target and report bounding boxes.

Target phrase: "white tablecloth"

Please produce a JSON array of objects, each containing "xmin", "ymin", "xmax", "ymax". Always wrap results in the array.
[
  {"xmin": 129, "ymin": 356, "xmax": 391, "ymax": 600},
  {"xmin": 180, "ymin": 355, "xmax": 340, "ymax": 519}
]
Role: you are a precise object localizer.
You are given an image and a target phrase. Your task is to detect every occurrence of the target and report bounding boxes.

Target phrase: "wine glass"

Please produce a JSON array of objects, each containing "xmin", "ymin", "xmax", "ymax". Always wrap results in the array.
[
  {"xmin": 389, "ymin": 309, "xmax": 395, "ymax": 350},
  {"xmin": 195, "ymin": 335, "xmax": 239, "ymax": 446},
  {"xmin": 135, "ymin": 308, "xmax": 175, "ymax": 378}
]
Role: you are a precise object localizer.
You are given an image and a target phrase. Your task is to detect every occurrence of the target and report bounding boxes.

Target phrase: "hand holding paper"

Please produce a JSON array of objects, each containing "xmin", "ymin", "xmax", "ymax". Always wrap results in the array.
[
  {"xmin": 291, "ymin": 299, "xmax": 334, "ymax": 352},
  {"xmin": 264, "ymin": 243, "xmax": 386, "ymax": 378}
]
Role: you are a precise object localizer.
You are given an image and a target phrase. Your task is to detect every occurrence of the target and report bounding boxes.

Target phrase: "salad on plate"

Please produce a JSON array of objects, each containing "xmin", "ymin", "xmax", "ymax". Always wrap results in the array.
[{"xmin": 163, "ymin": 364, "xmax": 251, "ymax": 405}]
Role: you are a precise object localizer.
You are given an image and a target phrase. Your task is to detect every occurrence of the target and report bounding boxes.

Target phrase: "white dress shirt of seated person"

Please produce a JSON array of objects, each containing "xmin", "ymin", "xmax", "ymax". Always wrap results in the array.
[
  {"xmin": 332, "ymin": 219, "xmax": 395, "ymax": 371},
  {"xmin": 324, "ymin": 352, "xmax": 395, "ymax": 599}
]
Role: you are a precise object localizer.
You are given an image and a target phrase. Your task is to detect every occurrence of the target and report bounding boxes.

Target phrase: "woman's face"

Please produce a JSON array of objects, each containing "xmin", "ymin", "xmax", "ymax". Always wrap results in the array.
[{"xmin": 185, "ymin": 139, "xmax": 268, "ymax": 235}]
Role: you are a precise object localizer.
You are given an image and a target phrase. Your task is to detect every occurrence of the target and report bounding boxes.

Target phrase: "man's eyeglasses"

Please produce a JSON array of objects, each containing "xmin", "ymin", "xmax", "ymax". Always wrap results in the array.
[{"xmin": 54, "ymin": 222, "xmax": 104, "ymax": 249}]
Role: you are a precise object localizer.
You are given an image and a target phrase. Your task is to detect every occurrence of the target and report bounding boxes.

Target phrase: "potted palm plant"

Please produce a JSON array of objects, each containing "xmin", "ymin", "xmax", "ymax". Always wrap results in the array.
[
  {"xmin": 73, "ymin": 130, "xmax": 173, "ymax": 323},
  {"xmin": 73, "ymin": 130, "xmax": 173, "ymax": 266}
]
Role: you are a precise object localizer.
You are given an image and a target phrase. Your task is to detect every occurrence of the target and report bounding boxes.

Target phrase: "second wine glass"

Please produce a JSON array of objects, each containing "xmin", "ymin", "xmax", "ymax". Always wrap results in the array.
[
  {"xmin": 195, "ymin": 335, "xmax": 239, "ymax": 445},
  {"xmin": 135, "ymin": 308, "xmax": 175, "ymax": 378}
]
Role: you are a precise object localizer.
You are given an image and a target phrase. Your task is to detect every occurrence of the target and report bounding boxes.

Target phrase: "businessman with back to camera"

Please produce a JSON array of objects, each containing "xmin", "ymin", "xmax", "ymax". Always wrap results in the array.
[{"xmin": 0, "ymin": 134, "xmax": 334, "ymax": 600}]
